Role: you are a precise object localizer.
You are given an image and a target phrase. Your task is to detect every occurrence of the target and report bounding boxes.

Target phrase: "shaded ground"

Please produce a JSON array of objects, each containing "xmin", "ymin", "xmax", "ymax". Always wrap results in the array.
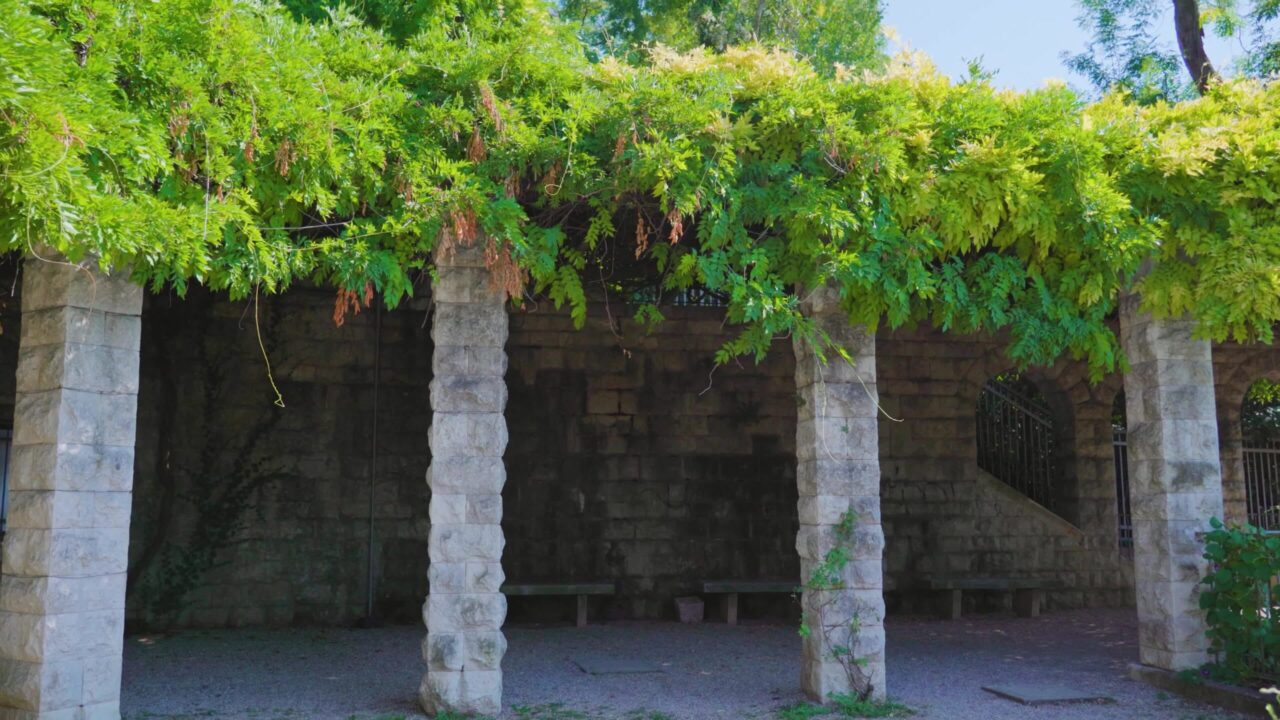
[{"xmin": 122, "ymin": 609, "xmax": 1243, "ymax": 719}]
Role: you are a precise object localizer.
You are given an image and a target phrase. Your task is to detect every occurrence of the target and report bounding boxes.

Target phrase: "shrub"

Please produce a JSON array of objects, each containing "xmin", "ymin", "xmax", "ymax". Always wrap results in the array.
[{"xmin": 1200, "ymin": 519, "xmax": 1280, "ymax": 684}]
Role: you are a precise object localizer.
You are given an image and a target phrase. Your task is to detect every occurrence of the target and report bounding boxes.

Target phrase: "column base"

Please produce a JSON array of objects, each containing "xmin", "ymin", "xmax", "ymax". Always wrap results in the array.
[{"xmin": 419, "ymin": 669, "xmax": 502, "ymax": 717}]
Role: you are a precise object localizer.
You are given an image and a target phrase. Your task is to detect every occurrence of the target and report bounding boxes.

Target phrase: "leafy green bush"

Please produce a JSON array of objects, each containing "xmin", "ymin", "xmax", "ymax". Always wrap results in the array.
[
  {"xmin": 5, "ymin": 0, "xmax": 1280, "ymax": 373},
  {"xmin": 1200, "ymin": 519, "xmax": 1280, "ymax": 683}
]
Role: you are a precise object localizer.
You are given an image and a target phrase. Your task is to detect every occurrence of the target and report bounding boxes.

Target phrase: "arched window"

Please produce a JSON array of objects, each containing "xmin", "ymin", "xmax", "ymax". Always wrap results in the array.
[
  {"xmin": 1242, "ymin": 379, "xmax": 1280, "ymax": 530},
  {"xmin": 975, "ymin": 372, "xmax": 1060, "ymax": 511},
  {"xmin": 1112, "ymin": 391, "xmax": 1132, "ymax": 548}
]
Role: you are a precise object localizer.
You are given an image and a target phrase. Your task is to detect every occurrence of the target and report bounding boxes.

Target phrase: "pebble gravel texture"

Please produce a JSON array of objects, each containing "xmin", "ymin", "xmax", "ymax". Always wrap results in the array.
[{"xmin": 122, "ymin": 609, "xmax": 1247, "ymax": 719}]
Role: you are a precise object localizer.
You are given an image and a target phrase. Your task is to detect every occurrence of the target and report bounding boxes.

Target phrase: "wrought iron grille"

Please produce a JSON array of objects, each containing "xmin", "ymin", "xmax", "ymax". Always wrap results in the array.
[
  {"xmin": 1113, "ymin": 427, "xmax": 1133, "ymax": 548},
  {"xmin": 628, "ymin": 285, "xmax": 728, "ymax": 307},
  {"xmin": 976, "ymin": 376, "xmax": 1059, "ymax": 511},
  {"xmin": 1244, "ymin": 439, "xmax": 1280, "ymax": 531}
]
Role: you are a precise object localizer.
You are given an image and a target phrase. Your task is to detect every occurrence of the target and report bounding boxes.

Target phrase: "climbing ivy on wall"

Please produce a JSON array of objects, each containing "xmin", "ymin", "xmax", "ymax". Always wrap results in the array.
[{"xmin": 3, "ymin": 0, "xmax": 1280, "ymax": 376}]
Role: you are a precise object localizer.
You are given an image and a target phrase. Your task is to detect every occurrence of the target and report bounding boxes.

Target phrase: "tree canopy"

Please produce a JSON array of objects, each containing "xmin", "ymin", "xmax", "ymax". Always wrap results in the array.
[
  {"xmin": 2, "ymin": 0, "xmax": 1278, "ymax": 378},
  {"xmin": 1066, "ymin": 0, "xmax": 1279, "ymax": 101},
  {"xmin": 556, "ymin": 0, "xmax": 885, "ymax": 71}
]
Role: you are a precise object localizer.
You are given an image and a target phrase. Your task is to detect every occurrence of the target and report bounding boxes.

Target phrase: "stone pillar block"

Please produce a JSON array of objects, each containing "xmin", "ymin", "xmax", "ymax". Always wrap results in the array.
[
  {"xmin": 792, "ymin": 286, "xmax": 886, "ymax": 703},
  {"xmin": 0, "ymin": 258, "xmax": 142, "ymax": 720},
  {"xmin": 420, "ymin": 248, "xmax": 509, "ymax": 717},
  {"xmin": 1119, "ymin": 292, "xmax": 1223, "ymax": 671}
]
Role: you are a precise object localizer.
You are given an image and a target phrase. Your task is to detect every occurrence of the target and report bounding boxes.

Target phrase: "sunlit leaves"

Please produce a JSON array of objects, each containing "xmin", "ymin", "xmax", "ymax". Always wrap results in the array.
[{"xmin": 2, "ymin": 0, "xmax": 1278, "ymax": 379}]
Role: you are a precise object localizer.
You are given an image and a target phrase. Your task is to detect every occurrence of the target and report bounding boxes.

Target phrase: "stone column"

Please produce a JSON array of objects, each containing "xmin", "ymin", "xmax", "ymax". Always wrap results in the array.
[
  {"xmin": 1119, "ymin": 292, "xmax": 1223, "ymax": 670},
  {"xmin": 420, "ymin": 245, "xmax": 509, "ymax": 716},
  {"xmin": 0, "ymin": 258, "xmax": 143, "ymax": 719},
  {"xmin": 793, "ymin": 287, "xmax": 886, "ymax": 702}
]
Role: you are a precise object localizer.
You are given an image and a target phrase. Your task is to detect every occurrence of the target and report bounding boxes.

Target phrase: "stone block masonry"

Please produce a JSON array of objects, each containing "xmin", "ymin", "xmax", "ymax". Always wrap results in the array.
[
  {"xmin": 114, "ymin": 276, "xmax": 1275, "ymax": 639},
  {"xmin": 1119, "ymin": 292, "xmax": 1223, "ymax": 671},
  {"xmin": 127, "ymin": 284, "xmax": 434, "ymax": 629},
  {"xmin": 0, "ymin": 258, "xmax": 143, "ymax": 720},
  {"xmin": 420, "ymin": 246, "xmax": 509, "ymax": 716},
  {"xmin": 502, "ymin": 305, "xmax": 798, "ymax": 622},
  {"xmin": 792, "ymin": 286, "xmax": 886, "ymax": 702}
]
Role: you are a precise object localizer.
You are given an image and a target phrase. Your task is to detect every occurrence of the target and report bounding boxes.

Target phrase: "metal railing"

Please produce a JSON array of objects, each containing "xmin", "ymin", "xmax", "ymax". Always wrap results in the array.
[
  {"xmin": 1113, "ymin": 428, "xmax": 1133, "ymax": 548},
  {"xmin": 629, "ymin": 285, "xmax": 728, "ymax": 308},
  {"xmin": 1245, "ymin": 439, "xmax": 1280, "ymax": 531},
  {"xmin": 976, "ymin": 378, "xmax": 1059, "ymax": 511}
]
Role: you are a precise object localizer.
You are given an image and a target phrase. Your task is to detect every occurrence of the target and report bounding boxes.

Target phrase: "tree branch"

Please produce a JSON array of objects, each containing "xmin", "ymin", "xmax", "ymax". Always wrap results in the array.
[{"xmin": 1172, "ymin": 0, "xmax": 1219, "ymax": 94}]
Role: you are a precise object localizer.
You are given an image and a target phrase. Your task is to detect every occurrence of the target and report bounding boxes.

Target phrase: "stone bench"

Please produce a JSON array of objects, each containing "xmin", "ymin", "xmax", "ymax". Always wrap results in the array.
[
  {"xmin": 922, "ymin": 577, "xmax": 1053, "ymax": 619},
  {"xmin": 502, "ymin": 582, "xmax": 616, "ymax": 627},
  {"xmin": 701, "ymin": 580, "xmax": 798, "ymax": 625}
]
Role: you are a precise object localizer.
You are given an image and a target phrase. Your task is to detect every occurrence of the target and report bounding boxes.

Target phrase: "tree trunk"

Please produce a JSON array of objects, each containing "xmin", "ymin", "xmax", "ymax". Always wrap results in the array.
[{"xmin": 1172, "ymin": 0, "xmax": 1218, "ymax": 94}]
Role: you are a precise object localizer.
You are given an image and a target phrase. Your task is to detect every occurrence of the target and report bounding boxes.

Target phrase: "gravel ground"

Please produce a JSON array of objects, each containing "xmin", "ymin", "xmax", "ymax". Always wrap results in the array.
[{"xmin": 122, "ymin": 608, "xmax": 1246, "ymax": 720}]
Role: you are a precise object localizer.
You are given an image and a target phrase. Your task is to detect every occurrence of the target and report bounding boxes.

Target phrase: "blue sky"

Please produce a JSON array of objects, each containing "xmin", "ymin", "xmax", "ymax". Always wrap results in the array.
[{"xmin": 883, "ymin": 0, "xmax": 1243, "ymax": 90}]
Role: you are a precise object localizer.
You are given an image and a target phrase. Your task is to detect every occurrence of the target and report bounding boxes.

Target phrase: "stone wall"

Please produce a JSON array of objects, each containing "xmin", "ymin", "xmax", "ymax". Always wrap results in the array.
[
  {"xmin": 876, "ymin": 327, "xmax": 1135, "ymax": 612},
  {"xmin": 503, "ymin": 306, "xmax": 798, "ymax": 621},
  {"xmin": 128, "ymin": 286, "xmax": 435, "ymax": 627},
  {"xmin": 125, "ymin": 294, "xmax": 801, "ymax": 627},
  {"xmin": 1212, "ymin": 341, "xmax": 1280, "ymax": 526},
  {"xmin": 114, "ymin": 282, "xmax": 1280, "ymax": 628}
]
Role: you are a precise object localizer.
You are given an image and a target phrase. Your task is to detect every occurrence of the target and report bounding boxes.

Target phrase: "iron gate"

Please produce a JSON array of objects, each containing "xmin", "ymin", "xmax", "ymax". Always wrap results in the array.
[
  {"xmin": 1113, "ymin": 427, "xmax": 1133, "ymax": 547},
  {"xmin": 1245, "ymin": 439, "xmax": 1280, "ymax": 531},
  {"xmin": 976, "ymin": 376, "xmax": 1059, "ymax": 511}
]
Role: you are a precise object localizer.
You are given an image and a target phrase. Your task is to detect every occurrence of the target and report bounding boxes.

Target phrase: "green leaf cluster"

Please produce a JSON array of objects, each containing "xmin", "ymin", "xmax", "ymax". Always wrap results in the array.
[
  {"xmin": 2, "ymin": 0, "xmax": 1279, "ymax": 375},
  {"xmin": 1200, "ymin": 518, "xmax": 1280, "ymax": 683}
]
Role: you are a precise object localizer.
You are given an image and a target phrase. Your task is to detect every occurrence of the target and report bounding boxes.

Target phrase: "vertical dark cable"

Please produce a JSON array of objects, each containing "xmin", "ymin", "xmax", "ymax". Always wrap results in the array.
[{"xmin": 365, "ymin": 299, "xmax": 382, "ymax": 622}]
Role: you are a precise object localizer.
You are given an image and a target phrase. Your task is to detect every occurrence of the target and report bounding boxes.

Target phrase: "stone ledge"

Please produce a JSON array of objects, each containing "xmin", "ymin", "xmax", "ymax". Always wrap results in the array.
[
  {"xmin": 1127, "ymin": 662, "xmax": 1273, "ymax": 717},
  {"xmin": 975, "ymin": 468, "xmax": 1085, "ymax": 542}
]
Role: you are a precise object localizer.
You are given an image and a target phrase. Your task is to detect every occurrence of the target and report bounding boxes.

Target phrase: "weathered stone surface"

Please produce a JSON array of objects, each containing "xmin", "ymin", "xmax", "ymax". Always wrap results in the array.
[
  {"xmin": 0, "ymin": 257, "xmax": 142, "ymax": 718},
  {"xmin": 422, "ymin": 250, "xmax": 510, "ymax": 716},
  {"xmin": 7, "ymin": 444, "xmax": 134, "ymax": 494},
  {"xmin": 20, "ymin": 306, "xmax": 141, "ymax": 352},
  {"xmin": 427, "ymin": 524, "xmax": 505, "ymax": 564},
  {"xmin": 792, "ymin": 285, "xmax": 886, "ymax": 703},
  {"xmin": 1119, "ymin": 291, "xmax": 1223, "ymax": 671},
  {"xmin": 432, "ymin": 345, "xmax": 508, "ymax": 377},
  {"xmin": 18, "ymin": 262, "xmax": 142, "ymax": 315},
  {"xmin": 16, "ymin": 343, "xmax": 141, "ymax": 395},
  {"xmin": 2, "ymin": 527, "xmax": 130, "ymax": 578},
  {"xmin": 429, "ymin": 376, "xmax": 508, "ymax": 414},
  {"xmin": 426, "ymin": 456, "xmax": 506, "ymax": 495},
  {"xmin": 0, "ymin": 576, "xmax": 126, "ymax": 616},
  {"xmin": 4, "ymin": 491, "xmax": 131, "ymax": 531},
  {"xmin": 428, "ymin": 414, "xmax": 508, "ymax": 459},
  {"xmin": 419, "ymin": 668, "xmax": 502, "ymax": 716},
  {"xmin": 431, "ymin": 304, "xmax": 509, "ymax": 348}
]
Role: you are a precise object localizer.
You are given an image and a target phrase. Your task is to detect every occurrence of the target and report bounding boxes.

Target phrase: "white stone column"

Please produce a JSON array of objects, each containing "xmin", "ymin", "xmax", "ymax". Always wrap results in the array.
[
  {"xmin": 793, "ymin": 287, "xmax": 886, "ymax": 702},
  {"xmin": 1119, "ymin": 292, "xmax": 1223, "ymax": 671},
  {"xmin": 0, "ymin": 258, "xmax": 143, "ymax": 720},
  {"xmin": 419, "ymin": 245, "xmax": 509, "ymax": 716}
]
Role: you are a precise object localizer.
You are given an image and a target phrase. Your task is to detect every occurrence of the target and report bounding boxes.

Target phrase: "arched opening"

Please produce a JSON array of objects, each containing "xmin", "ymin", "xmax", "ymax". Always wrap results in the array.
[
  {"xmin": 1112, "ymin": 391, "xmax": 1132, "ymax": 549},
  {"xmin": 1242, "ymin": 379, "xmax": 1280, "ymax": 530},
  {"xmin": 974, "ymin": 371, "xmax": 1062, "ymax": 513}
]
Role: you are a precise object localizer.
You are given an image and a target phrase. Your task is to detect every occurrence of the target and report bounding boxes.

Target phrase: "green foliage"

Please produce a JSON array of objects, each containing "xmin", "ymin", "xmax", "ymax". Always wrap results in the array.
[
  {"xmin": 777, "ymin": 704, "xmax": 831, "ymax": 720},
  {"xmin": 557, "ymin": 0, "xmax": 885, "ymax": 72},
  {"xmin": 828, "ymin": 695, "xmax": 912, "ymax": 718},
  {"xmin": 508, "ymin": 705, "xmax": 672, "ymax": 720},
  {"xmin": 800, "ymin": 509, "xmax": 878, "ymax": 699},
  {"xmin": 1065, "ymin": 0, "xmax": 1197, "ymax": 102},
  {"xmin": 2, "ymin": 0, "xmax": 1279, "ymax": 376},
  {"xmin": 776, "ymin": 696, "xmax": 912, "ymax": 719},
  {"xmin": 1244, "ymin": 379, "xmax": 1280, "ymax": 442},
  {"xmin": 1199, "ymin": 518, "xmax": 1280, "ymax": 684},
  {"xmin": 1066, "ymin": 0, "xmax": 1280, "ymax": 101}
]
